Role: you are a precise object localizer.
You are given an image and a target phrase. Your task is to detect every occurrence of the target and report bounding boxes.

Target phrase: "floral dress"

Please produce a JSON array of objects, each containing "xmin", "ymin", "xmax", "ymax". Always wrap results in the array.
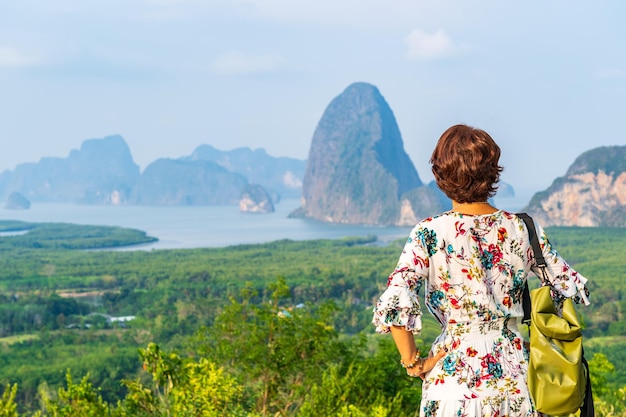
[{"xmin": 372, "ymin": 210, "xmax": 589, "ymax": 417}]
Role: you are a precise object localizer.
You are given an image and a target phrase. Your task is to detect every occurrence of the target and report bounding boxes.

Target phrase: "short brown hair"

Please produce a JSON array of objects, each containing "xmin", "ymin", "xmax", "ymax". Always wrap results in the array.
[{"xmin": 430, "ymin": 124, "xmax": 503, "ymax": 203}]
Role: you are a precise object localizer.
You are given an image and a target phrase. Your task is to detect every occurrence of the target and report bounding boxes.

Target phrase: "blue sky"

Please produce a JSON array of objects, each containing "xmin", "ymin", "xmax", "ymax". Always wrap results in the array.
[{"xmin": 1, "ymin": 0, "xmax": 625, "ymax": 197}]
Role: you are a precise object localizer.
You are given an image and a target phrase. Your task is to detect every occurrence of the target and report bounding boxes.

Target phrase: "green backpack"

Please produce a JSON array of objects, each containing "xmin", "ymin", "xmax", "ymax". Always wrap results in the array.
[
  {"xmin": 527, "ymin": 285, "xmax": 590, "ymax": 415},
  {"xmin": 518, "ymin": 213, "xmax": 594, "ymax": 416}
]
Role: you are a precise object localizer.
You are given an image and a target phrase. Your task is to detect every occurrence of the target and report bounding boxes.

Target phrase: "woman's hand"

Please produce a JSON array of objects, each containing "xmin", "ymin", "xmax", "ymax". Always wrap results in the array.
[
  {"xmin": 405, "ymin": 348, "xmax": 448, "ymax": 379},
  {"xmin": 390, "ymin": 326, "xmax": 449, "ymax": 379},
  {"xmin": 418, "ymin": 348, "xmax": 447, "ymax": 379}
]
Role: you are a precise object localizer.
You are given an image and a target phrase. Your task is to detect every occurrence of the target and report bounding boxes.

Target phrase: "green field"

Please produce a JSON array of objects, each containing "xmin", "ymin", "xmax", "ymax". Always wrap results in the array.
[{"xmin": 0, "ymin": 221, "xmax": 624, "ymax": 416}]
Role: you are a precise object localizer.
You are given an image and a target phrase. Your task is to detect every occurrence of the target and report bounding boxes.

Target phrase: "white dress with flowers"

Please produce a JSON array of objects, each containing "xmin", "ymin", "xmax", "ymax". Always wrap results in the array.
[{"xmin": 372, "ymin": 210, "xmax": 589, "ymax": 417}]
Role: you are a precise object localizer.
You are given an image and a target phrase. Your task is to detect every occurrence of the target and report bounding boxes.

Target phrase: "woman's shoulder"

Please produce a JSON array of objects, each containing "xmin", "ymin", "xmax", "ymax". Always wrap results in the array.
[
  {"xmin": 411, "ymin": 210, "xmax": 524, "ymax": 233},
  {"xmin": 412, "ymin": 211, "xmax": 454, "ymax": 227},
  {"xmin": 417, "ymin": 209, "xmax": 518, "ymax": 223},
  {"xmin": 411, "ymin": 211, "xmax": 470, "ymax": 232}
]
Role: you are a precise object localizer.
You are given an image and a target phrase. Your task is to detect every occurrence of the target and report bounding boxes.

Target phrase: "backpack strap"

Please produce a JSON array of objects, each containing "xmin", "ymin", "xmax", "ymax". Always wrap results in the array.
[
  {"xmin": 517, "ymin": 213, "xmax": 546, "ymax": 325},
  {"xmin": 517, "ymin": 213, "xmax": 546, "ymax": 268},
  {"xmin": 580, "ymin": 356, "xmax": 596, "ymax": 417}
]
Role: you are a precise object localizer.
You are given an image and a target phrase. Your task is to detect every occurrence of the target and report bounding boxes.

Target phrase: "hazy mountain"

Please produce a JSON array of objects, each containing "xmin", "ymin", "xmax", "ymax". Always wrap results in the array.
[
  {"xmin": 4, "ymin": 192, "xmax": 30, "ymax": 210},
  {"xmin": 128, "ymin": 158, "xmax": 248, "ymax": 206},
  {"xmin": 185, "ymin": 145, "xmax": 304, "ymax": 199},
  {"xmin": 496, "ymin": 182, "xmax": 515, "ymax": 198},
  {"xmin": 10, "ymin": 85, "xmax": 626, "ymax": 228},
  {"xmin": 0, "ymin": 135, "xmax": 140, "ymax": 204},
  {"xmin": 0, "ymin": 136, "xmax": 294, "ymax": 207},
  {"xmin": 292, "ymin": 82, "xmax": 448, "ymax": 226},
  {"xmin": 523, "ymin": 145, "xmax": 626, "ymax": 227}
]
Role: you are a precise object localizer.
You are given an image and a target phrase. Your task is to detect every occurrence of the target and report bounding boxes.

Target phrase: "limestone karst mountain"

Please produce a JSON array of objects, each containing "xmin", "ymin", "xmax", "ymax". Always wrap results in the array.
[
  {"xmin": 523, "ymin": 146, "xmax": 626, "ymax": 227},
  {"xmin": 0, "ymin": 135, "xmax": 140, "ymax": 204},
  {"xmin": 186, "ymin": 145, "xmax": 304, "ymax": 199},
  {"xmin": 128, "ymin": 158, "xmax": 248, "ymax": 206},
  {"xmin": 0, "ymin": 136, "xmax": 298, "ymax": 207},
  {"xmin": 239, "ymin": 184, "xmax": 275, "ymax": 213},
  {"xmin": 292, "ymin": 82, "xmax": 449, "ymax": 226}
]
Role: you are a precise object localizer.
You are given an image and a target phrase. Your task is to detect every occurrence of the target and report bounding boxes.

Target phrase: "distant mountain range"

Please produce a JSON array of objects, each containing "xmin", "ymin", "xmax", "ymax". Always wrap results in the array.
[
  {"xmin": 1, "ymin": 81, "xmax": 624, "ymax": 227},
  {"xmin": 0, "ymin": 137, "xmax": 305, "ymax": 209},
  {"xmin": 183, "ymin": 144, "xmax": 304, "ymax": 199},
  {"xmin": 1, "ymin": 135, "xmax": 140, "ymax": 205},
  {"xmin": 291, "ymin": 82, "xmax": 624, "ymax": 227}
]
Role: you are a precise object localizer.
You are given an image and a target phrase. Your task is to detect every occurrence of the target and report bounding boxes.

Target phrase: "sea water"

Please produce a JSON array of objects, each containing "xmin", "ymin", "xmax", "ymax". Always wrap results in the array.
[
  {"xmin": 0, "ymin": 199, "xmax": 408, "ymax": 250},
  {"xmin": 0, "ymin": 196, "xmax": 529, "ymax": 250}
]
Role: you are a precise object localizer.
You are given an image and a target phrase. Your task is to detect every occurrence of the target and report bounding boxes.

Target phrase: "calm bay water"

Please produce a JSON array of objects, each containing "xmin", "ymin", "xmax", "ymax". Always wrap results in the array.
[
  {"xmin": 0, "ymin": 197, "xmax": 529, "ymax": 250},
  {"xmin": 0, "ymin": 199, "xmax": 410, "ymax": 250}
]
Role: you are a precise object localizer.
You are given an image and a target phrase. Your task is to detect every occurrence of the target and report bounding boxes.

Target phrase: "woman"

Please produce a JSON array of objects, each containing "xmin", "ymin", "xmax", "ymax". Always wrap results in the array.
[{"xmin": 372, "ymin": 124, "xmax": 590, "ymax": 416}]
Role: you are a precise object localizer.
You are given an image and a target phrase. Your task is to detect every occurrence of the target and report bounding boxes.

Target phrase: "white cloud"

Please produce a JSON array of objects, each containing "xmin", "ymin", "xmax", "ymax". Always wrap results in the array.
[
  {"xmin": 405, "ymin": 28, "xmax": 454, "ymax": 60},
  {"xmin": 210, "ymin": 50, "xmax": 283, "ymax": 75},
  {"xmin": 0, "ymin": 46, "xmax": 37, "ymax": 68}
]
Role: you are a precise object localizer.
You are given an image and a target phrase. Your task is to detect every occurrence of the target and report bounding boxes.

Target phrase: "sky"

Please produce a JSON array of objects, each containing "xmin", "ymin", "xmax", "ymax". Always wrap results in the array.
[{"xmin": 1, "ymin": 0, "xmax": 625, "ymax": 198}]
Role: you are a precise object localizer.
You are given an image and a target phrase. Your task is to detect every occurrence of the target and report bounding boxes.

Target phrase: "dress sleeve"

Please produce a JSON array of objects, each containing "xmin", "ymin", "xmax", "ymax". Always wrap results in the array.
[
  {"xmin": 372, "ymin": 226, "xmax": 431, "ymax": 334},
  {"xmin": 531, "ymin": 223, "xmax": 590, "ymax": 306}
]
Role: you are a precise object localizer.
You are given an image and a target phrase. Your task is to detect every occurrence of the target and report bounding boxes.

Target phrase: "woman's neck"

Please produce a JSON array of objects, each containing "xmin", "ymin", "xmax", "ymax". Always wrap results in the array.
[{"xmin": 451, "ymin": 201, "xmax": 498, "ymax": 215}]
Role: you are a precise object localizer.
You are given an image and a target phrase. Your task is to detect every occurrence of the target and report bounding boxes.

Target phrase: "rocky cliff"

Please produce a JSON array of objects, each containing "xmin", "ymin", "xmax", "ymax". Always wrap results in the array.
[
  {"xmin": 239, "ymin": 184, "xmax": 275, "ymax": 213},
  {"xmin": 293, "ymin": 82, "xmax": 448, "ymax": 226},
  {"xmin": 523, "ymin": 146, "xmax": 626, "ymax": 227}
]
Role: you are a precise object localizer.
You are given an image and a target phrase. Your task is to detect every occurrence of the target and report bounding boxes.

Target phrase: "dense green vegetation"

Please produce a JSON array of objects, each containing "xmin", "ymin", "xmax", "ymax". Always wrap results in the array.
[
  {"xmin": 0, "ymin": 221, "xmax": 624, "ymax": 415},
  {"xmin": 0, "ymin": 221, "xmax": 157, "ymax": 250},
  {"xmin": 568, "ymin": 145, "xmax": 626, "ymax": 177}
]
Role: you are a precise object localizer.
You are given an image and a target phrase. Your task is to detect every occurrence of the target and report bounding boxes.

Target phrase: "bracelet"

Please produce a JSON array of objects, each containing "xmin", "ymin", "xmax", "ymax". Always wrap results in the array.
[{"xmin": 400, "ymin": 351, "xmax": 422, "ymax": 370}]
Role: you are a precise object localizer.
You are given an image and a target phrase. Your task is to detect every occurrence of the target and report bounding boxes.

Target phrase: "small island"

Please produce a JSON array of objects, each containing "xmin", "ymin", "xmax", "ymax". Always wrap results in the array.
[
  {"xmin": 4, "ymin": 192, "xmax": 31, "ymax": 210},
  {"xmin": 0, "ymin": 220, "xmax": 158, "ymax": 250},
  {"xmin": 239, "ymin": 184, "xmax": 275, "ymax": 213}
]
